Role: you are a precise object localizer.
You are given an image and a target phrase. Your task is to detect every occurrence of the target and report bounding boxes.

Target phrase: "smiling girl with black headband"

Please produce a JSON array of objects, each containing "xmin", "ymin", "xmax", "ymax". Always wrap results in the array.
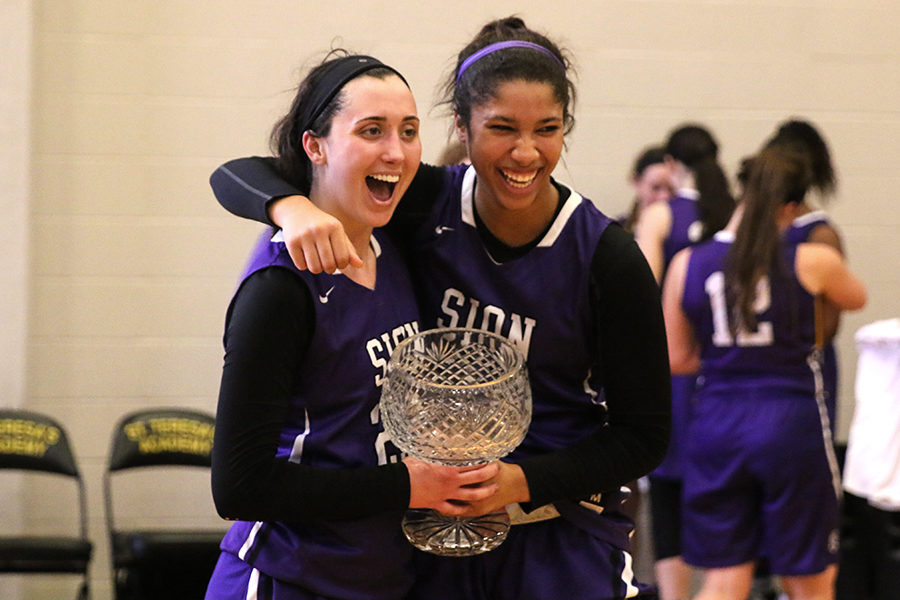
[{"xmin": 205, "ymin": 52, "xmax": 501, "ymax": 600}]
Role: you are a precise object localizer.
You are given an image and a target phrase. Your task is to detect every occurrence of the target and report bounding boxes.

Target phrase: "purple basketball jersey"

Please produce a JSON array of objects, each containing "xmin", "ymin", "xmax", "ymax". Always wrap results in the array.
[
  {"xmin": 653, "ymin": 190, "xmax": 702, "ymax": 480},
  {"xmin": 214, "ymin": 230, "xmax": 420, "ymax": 600},
  {"xmin": 682, "ymin": 232, "xmax": 818, "ymax": 394},
  {"xmin": 784, "ymin": 210, "xmax": 840, "ymax": 429},
  {"xmin": 403, "ymin": 165, "xmax": 634, "ymax": 543},
  {"xmin": 784, "ymin": 210, "xmax": 832, "ymax": 246},
  {"xmin": 402, "ymin": 164, "xmax": 645, "ymax": 599},
  {"xmin": 662, "ymin": 191, "xmax": 702, "ymax": 268}
]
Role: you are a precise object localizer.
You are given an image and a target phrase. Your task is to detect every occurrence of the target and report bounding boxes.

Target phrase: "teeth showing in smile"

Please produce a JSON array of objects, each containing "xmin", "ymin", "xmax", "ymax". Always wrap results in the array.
[
  {"xmin": 369, "ymin": 174, "xmax": 400, "ymax": 183},
  {"xmin": 366, "ymin": 174, "xmax": 399, "ymax": 201},
  {"xmin": 501, "ymin": 170, "xmax": 537, "ymax": 188}
]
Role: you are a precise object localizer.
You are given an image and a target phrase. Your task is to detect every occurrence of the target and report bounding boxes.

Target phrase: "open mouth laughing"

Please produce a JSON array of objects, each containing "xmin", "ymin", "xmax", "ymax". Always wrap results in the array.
[
  {"xmin": 500, "ymin": 169, "xmax": 539, "ymax": 189},
  {"xmin": 366, "ymin": 173, "xmax": 400, "ymax": 201}
]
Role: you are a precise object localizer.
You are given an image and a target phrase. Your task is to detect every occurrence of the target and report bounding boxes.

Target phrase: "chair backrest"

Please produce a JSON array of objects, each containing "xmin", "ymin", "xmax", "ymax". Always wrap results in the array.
[
  {"xmin": 0, "ymin": 409, "xmax": 92, "ymax": 598},
  {"xmin": 0, "ymin": 409, "xmax": 88, "ymax": 540},
  {"xmin": 0, "ymin": 409, "xmax": 80, "ymax": 477},
  {"xmin": 103, "ymin": 408, "xmax": 220, "ymax": 600},
  {"xmin": 104, "ymin": 407, "xmax": 216, "ymax": 528},
  {"xmin": 107, "ymin": 408, "xmax": 215, "ymax": 472}
]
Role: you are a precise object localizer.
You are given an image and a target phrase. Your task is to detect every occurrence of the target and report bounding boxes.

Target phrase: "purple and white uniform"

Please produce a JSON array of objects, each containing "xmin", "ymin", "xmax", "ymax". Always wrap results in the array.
[
  {"xmin": 406, "ymin": 165, "xmax": 648, "ymax": 600},
  {"xmin": 679, "ymin": 231, "xmax": 840, "ymax": 575},
  {"xmin": 662, "ymin": 190, "xmax": 703, "ymax": 270},
  {"xmin": 653, "ymin": 189, "xmax": 703, "ymax": 482},
  {"xmin": 418, "ymin": 168, "xmax": 613, "ymax": 472},
  {"xmin": 785, "ymin": 210, "xmax": 840, "ymax": 431},
  {"xmin": 207, "ymin": 231, "xmax": 420, "ymax": 600}
]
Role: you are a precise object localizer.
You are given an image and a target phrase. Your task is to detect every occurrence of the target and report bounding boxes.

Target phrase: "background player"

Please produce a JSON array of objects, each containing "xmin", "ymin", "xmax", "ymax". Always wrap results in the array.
[
  {"xmin": 632, "ymin": 123, "xmax": 735, "ymax": 600},
  {"xmin": 662, "ymin": 147, "xmax": 866, "ymax": 600}
]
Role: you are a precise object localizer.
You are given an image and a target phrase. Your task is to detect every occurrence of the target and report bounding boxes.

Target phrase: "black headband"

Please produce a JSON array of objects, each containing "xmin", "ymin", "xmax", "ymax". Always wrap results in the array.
[{"xmin": 300, "ymin": 55, "xmax": 408, "ymax": 133}]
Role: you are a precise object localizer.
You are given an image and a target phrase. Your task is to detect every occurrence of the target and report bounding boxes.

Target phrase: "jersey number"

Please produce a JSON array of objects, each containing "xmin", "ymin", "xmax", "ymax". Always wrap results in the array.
[
  {"xmin": 371, "ymin": 404, "xmax": 401, "ymax": 465},
  {"xmin": 705, "ymin": 271, "xmax": 774, "ymax": 347}
]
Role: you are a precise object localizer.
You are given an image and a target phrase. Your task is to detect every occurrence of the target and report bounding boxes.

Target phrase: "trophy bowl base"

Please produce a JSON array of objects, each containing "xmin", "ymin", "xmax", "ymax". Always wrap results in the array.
[{"xmin": 401, "ymin": 509, "xmax": 510, "ymax": 556}]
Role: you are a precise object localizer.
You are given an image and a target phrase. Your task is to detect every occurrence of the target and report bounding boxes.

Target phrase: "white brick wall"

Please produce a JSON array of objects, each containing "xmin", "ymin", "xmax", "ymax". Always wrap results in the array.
[
  {"xmin": 8, "ymin": 1, "xmax": 899, "ymax": 597},
  {"xmin": 1, "ymin": 6, "xmax": 32, "ymax": 600}
]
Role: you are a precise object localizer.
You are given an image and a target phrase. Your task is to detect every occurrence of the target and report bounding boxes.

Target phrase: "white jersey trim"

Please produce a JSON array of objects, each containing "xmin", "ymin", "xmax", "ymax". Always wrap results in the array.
[
  {"xmin": 245, "ymin": 567, "xmax": 260, "ymax": 600},
  {"xmin": 713, "ymin": 230, "xmax": 735, "ymax": 243},
  {"xmin": 460, "ymin": 165, "xmax": 477, "ymax": 227},
  {"xmin": 289, "ymin": 409, "xmax": 310, "ymax": 464},
  {"xmin": 621, "ymin": 551, "xmax": 641, "ymax": 598},
  {"xmin": 238, "ymin": 521, "xmax": 264, "ymax": 561},
  {"xmin": 676, "ymin": 187, "xmax": 700, "ymax": 201},
  {"xmin": 538, "ymin": 184, "xmax": 582, "ymax": 247},
  {"xmin": 808, "ymin": 351, "xmax": 843, "ymax": 500},
  {"xmin": 792, "ymin": 210, "xmax": 829, "ymax": 228},
  {"xmin": 457, "ymin": 166, "xmax": 585, "ymax": 248}
]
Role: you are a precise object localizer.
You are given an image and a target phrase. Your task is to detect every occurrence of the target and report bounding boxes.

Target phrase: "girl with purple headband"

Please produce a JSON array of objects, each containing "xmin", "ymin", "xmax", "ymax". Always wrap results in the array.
[{"xmin": 211, "ymin": 18, "xmax": 670, "ymax": 599}]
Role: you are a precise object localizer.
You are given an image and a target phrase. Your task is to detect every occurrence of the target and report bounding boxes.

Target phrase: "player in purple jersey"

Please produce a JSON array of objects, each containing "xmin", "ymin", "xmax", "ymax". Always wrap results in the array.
[
  {"xmin": 630, "ymin": 124, "xmax": 735, "ymax": 600},
  {"xmin": 737, "ymin": 119, "xmax": 845, "ymax": 599},
  {"xmin": 749, "ymin": 119, "xmax": 844, "ymax": 433},
  {"xmin": 209, "ymin": 17, "xmax": 671, "ymax": 600},
  {"xmin": 661, "ymin": 147, "xmax": 866, "ymax": 600},
  {"xmin": 205, "ymin": 52, "xmax": 501, "ymax": 600},
  {"xmin": 619, "ymin": 146, "xmax": 673, "ymax": 234},
  {"xmin": 634, "ymin": 124, "xmax": 734, "ymax": 282}
]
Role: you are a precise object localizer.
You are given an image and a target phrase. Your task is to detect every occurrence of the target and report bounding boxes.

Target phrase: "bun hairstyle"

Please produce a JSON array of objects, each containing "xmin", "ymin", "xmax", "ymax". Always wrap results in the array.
[
  {"xmin": 665, "ymin": 124, "xmax": 735, "ymax": 242},
  {"xmin": 441, "ymin": 16, "xmax": 576, "ymax": 135},
  {"xmin": 763, "ymin": 118, "xmax": 836, "ymax": 196},
  {"xmin": 726, "ymin": 147, "xmax": 813, "ymax": 332},
  {"xmin": 270, "ymin": 50, "xmax": 407, "ymax": 189}
]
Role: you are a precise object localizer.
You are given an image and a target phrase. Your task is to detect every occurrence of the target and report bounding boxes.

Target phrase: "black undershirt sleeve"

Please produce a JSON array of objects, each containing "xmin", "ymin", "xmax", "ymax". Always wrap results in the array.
[
  {"xmin": 208, "ymin": 156, "xmax": 446, "ymax": 239},
  {"xmin": 517, "ymin": 224, "xmax": 672, "ymax": 507},
  {"xmin": 210, "ymin": 157, "xmax": 301, "ymax": 226},
  {"xmin": 211, "ymin": 267, "xmax": 410, "ymax": 523}
]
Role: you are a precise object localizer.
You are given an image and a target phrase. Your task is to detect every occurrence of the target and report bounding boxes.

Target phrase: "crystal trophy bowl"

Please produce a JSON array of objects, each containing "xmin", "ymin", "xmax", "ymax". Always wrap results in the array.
[{"xmin": 380, "ymin": 327, "xmax": 532, "ymax": 556}]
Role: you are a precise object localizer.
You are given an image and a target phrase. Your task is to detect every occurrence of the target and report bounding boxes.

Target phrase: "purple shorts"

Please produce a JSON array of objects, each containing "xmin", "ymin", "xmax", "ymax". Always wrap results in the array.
[
  {"xmin": 651, "ymin": 374, "xmax": 697, "ymax": 480},
  {"xmin": 409, "ymin": 508, "xmax": 656, "ymax": 600},
  {"xmin": 205, "ymin": 551, "xmax": 373, "ymax": 600},
  {"xmin": 682, "ymin": 389, "xmax": 840, "ymax": 575}
]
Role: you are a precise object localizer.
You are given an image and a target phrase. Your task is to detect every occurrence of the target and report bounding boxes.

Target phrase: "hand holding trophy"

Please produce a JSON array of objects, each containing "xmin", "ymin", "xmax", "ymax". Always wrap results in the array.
[{"xmin": 380, "ymin": 327, "xmax": 532, "ymax": 556}]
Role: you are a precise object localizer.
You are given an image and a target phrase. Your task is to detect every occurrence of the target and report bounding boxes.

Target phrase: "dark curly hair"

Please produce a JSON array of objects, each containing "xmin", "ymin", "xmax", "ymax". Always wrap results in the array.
[{"xmin": 439, "ymin": 16, "xmax": 577, "ymax": 135}]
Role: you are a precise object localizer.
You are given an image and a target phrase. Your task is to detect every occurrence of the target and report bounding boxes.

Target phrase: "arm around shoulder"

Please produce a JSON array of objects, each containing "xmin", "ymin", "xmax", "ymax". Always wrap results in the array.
[
  {"xmin": 209, "ymin": 155, "xmax": 360, "ymax": 273},
  {"xmin": 210, "ymin": 156, "xmax": 304, "ymax": 225}
]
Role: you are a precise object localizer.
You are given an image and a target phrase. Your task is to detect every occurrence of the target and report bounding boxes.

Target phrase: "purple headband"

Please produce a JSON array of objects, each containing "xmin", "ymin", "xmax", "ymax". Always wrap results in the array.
[{"xmin": 456, "ymin": 40, "xmax": 564, "ymax": 84}]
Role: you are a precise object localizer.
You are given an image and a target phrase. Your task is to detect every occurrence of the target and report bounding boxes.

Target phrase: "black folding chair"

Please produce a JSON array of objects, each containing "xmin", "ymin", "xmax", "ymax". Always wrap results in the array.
[
  {"xmin": 103, "ymin": 408, "xmax": 224, "ymax": 600},
  {"xmin": 0, "ymin": 408, "xmax": 92, "ymax": 599}
]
